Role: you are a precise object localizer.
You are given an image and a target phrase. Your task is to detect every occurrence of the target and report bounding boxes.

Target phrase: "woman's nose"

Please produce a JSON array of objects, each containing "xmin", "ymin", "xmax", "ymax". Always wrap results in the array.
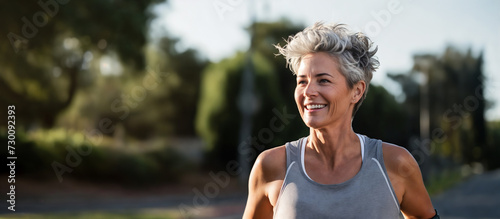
[{"xmin": 304, "ymin": 82, "xmax": 318, "ymax": 97}]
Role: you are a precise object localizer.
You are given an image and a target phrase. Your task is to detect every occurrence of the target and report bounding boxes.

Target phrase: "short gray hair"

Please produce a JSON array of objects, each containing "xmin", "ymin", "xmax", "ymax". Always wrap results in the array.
[{"xmin": 275, "ymin": 22, "xmax": 379, "ymax": 117}]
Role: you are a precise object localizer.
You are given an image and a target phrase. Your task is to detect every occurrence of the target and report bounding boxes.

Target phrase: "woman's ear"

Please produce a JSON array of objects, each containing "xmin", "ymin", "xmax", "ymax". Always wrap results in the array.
[{"xmin": 352, "ymin": 80, "xmax": 366, "ymax": 103}]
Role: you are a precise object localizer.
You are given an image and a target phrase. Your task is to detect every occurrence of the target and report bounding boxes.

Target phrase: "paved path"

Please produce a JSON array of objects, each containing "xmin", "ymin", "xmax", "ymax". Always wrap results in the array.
[
  {"xmin": 0, "ymin": 176, "xmax": 247, "ymax": 218},
  {"xmin": 431, "ymin": 169, "xmax": 500, "ymax": 219}
]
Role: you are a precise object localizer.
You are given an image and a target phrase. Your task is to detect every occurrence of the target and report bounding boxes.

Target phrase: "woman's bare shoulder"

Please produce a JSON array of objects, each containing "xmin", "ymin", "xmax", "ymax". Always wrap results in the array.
[
  {"xmin": 244, "ymin": 146, "xmax": 287, "ymax": 218},
  {"xmin": 253, "ymin": 145, "xmax": 287, "ymax": 182},
  {"xmin": 381, "ymin": 143, "xmax": 436, "ymax": 218},
  {"xmin": 381, "ymin": 142, "xmax": 420, "ymax": 179}
]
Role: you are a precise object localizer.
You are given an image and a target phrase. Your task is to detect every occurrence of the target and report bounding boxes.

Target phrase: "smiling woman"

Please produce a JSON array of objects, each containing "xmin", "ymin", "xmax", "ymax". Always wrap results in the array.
[
  {"xmin": 243, "ymin": 22, "xmax": 439, "ymax": 219},
  {"xmin": 294, "ymin": 53, "xmax": 360, "ymax": 129}
]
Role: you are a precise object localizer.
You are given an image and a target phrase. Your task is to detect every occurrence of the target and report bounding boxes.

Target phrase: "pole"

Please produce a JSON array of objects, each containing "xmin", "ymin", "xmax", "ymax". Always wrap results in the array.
[{"xmin": 237, "ymin": 1, "xmax": 256, "ymax": 186}]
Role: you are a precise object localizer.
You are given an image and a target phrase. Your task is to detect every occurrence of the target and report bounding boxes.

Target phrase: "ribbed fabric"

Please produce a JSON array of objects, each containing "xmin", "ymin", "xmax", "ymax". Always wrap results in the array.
[{"xmin": 273, "ymin": 135, "xmax": 402, "ymax": 219}]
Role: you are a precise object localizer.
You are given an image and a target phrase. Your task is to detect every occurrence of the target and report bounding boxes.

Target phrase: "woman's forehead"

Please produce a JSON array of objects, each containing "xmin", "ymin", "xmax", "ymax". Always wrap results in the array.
[{"xmin": 297, "ymin": 53, "xmax": 341, "ymax": 76}]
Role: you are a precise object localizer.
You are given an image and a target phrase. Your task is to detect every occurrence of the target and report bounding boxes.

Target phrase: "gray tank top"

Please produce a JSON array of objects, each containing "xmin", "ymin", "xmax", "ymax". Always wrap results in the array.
[{"xmin": 273, "ymin": 135, "xmax": 402, "ymax": 218}]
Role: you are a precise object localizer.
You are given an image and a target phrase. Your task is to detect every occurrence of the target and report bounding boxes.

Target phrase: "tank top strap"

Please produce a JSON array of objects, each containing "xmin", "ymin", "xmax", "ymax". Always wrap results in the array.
[
  {"xmin": 362, "ymin": 135, "xmax": 401, "ymax": 210},
  {"xmin": 360, "ymin": 134, "xmax": 384, "ymax": 160},
  {"xmin": 287, "ymin": 135, "xmax": 371, "ymax": 166},
  {"xmin": 284, "ymin": 137, "xmax": 305, "ymax": 167}
]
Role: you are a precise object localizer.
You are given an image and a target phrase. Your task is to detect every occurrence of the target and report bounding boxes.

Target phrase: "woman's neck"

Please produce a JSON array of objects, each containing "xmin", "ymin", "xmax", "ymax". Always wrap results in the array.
[{"xmin": 307, "ymin": 125, "xmax": 360, "ymax": 169}]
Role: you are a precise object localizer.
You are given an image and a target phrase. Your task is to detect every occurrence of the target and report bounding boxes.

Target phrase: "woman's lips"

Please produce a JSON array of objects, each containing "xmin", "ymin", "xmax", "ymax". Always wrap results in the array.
[{"xmin": 305, "ymin": 104, "xmax": 327, "ymax": 112}]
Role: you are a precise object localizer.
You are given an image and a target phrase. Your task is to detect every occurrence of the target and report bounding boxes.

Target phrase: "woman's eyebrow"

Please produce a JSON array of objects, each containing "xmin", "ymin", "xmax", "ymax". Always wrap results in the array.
[
  {"xmin": 296, "ymin": 72, "xmax": 334, "ymax": 79},
  {"xmin": 316, "ymin": 73, "xmax": 334, "ymax": 78}
]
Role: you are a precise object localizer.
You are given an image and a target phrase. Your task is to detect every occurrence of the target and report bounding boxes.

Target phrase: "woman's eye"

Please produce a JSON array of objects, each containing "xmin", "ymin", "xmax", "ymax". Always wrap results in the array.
[
  {"xmin": 319, "ymin": 79, "xmax": 330, "ymax": 83},
  {"xmin": 297, "ymin": 80, "xmax": 307, "ymax": 85}
]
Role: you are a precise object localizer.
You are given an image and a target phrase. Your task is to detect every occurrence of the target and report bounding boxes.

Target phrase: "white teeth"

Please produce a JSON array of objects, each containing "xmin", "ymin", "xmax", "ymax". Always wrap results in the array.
[{"xmin": 307, "ymin": 104, "xmax": 326, "ymax": 109}]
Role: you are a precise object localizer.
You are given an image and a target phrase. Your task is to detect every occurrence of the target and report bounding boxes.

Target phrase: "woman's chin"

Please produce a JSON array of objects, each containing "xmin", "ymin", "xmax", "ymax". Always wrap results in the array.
[{"xmin": 304, "ymin": 120, "xmax": 325, "ymax": 129}]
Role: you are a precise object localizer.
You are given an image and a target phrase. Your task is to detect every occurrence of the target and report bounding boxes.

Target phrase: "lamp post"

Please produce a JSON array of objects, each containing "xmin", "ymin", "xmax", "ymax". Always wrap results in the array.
[
  {"xmin": 413, "ymin": 55, "xmax": 433, "ymax": 180},
  {"xmin": 237, "ymin": 1, "xmax": 257, "ymax": 186}
]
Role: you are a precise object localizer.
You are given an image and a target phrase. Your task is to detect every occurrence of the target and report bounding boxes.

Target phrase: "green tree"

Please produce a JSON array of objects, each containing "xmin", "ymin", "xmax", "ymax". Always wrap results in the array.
[
  {"xmin": 196, "ymin": 51, "xmax": 281, "ymax": 168},
  {"xmin": 52, "ymin": 35, "xmax": 207, "ymax": 140},
  {"xmin": 195, "ymin": 20, "xmax": 307, "ymax": 169},
  {"xmin": 353, "ymin": 84, "xmax": 409, "ymax": 146},
  {"xmin": 0, "ymin": 0, "xmax": 164, "ymax": 128},
  {"xmin": 390, "ymin": 46, "xmax": 489, "ymax": 167},
  {"xmin": 145, "ymin": 37, "xmax": 207, "ymax": 137}
]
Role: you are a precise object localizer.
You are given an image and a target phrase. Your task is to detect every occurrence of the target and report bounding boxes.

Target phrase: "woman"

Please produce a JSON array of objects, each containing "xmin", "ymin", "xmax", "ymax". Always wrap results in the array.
[{"xmin": 243, "ymin": 22, "xmax": 438, "ymax": 218}]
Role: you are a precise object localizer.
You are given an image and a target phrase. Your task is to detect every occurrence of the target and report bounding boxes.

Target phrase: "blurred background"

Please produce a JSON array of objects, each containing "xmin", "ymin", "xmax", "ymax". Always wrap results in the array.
[{"xmin": 1, "ymin": 0, "xmax": 499, "ymax": 218}]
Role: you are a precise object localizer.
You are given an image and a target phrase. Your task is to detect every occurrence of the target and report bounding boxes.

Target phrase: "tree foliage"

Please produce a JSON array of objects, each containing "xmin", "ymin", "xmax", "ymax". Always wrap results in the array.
[
  {"xmin": 195, "ymin": 20, "xmax": 308, "ymax": 168},
  {"xmin": 0, "ymin": 0, "xmax": 164, "ymax": 128},
  {"xmin": 196, "ymin": 52, "xmax": 279, "ymax": 168},
  {"xmin": 389, "ymin": 46, "xmax": 491, "ymax": 168},
  {"xmin": 353, "ymin": 84, "xmax": 409, "ymax": 146},
  {"xmin": 144, "ymin": 37, "xmax": 207, "ymax": 137}
]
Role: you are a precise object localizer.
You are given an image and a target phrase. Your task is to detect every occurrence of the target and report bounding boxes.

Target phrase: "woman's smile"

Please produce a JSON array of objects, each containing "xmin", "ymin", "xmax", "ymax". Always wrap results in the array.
[{"xmin": 304, "ymin": 103, "xmax": 328, "ymax": 112}]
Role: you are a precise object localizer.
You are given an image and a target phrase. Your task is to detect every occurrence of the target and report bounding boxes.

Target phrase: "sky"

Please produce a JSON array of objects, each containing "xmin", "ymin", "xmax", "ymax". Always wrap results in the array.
[{"xmin": 150, "ymin": 0, "xmax": 500, "ymax": 120}]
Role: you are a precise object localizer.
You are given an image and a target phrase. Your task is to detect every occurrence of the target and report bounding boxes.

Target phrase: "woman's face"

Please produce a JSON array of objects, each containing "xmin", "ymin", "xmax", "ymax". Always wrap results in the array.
[{"xmin": 294, "ymin": 52, "xmax": 362, "ymax": 129}]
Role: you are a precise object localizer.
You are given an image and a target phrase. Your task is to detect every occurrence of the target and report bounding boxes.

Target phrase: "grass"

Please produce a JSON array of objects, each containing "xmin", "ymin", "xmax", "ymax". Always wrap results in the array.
[
  {"xmin": 425, "ymin": 169, "xmax": 464, "ymax": 196},
  {"xmin": 0, "ymin": 209, "xmax": 181, "ymax": 219}
]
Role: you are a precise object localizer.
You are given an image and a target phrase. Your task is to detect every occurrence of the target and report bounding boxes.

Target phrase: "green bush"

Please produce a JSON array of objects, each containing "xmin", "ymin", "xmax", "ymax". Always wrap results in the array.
[
  {"xmin": 1, "ymin": 131, "xmax": 59, "ymax": 179},
  {"xmin": 0, "ymin": 129, "xmax": 191, "ymax": 185},
  {"xmin": 485, "ymin": 121, "xmax": 500, "ymax": 169}
]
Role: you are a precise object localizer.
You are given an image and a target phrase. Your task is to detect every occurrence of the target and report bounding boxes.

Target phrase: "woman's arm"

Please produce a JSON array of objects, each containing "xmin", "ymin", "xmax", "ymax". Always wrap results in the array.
[
  {"xmin": 243, "ymin": 147, "xmax": 285, "ymax": 219},
  {"xmin": 383, "ymin": 143, "xmax": 437, "ymax": 219}
]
